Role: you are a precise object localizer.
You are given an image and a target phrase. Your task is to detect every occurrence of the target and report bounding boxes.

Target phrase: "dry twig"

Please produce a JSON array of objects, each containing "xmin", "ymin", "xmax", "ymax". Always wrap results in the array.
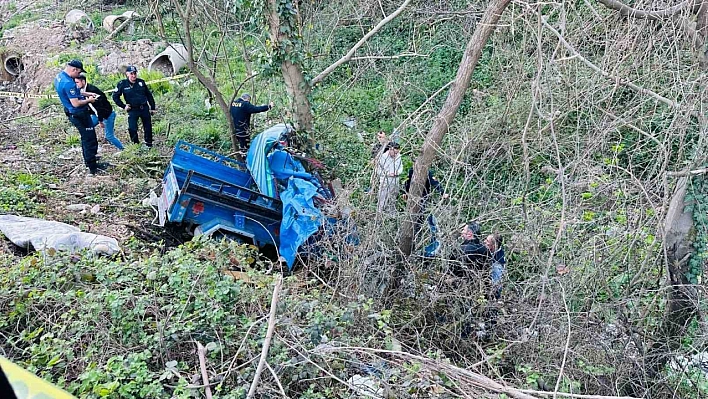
[
  {"xmin": 196, "ymin": 341, "xmax": 213, "ymax": 399},
  {"xmin": 246, "ymin": 274, "xmax": 283, "ymax": 399}
]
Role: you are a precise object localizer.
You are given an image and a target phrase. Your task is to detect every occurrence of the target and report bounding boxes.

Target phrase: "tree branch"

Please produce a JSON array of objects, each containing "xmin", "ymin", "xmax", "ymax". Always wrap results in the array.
[
  {"xmin": 666, "ymin": 167, "xmax": 708, "ymax": 176},
  {"xmin": 541, "ymin": 17, "xmax": 684, "ymax": 112},
  {"xmin": 398, "ymin": 0, "xmax": 511, "ymax": 257},
  {"xmin": 310, "ymin": 0, "xmax": 412, "ymax": 86},
  {"xmin": 596, "ymin": 0, "xmax": 694, "ymax": 21},
  {"xmin": 349, "ymin": 52, "xmax": 430, "ymax": 61},
  {"xmin": 246, "ymin": 274, "xmax": 283, "ymax": 399},
  {"xmin": 196, "ymin": 342, "xmax": 213, "ymax": 399}
]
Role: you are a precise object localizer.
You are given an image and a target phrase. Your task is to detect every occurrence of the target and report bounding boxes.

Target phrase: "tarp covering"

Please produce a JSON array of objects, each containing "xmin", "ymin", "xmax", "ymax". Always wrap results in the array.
[
  {"xmin": 246, "ymin": 124, "xmax": 292, "ymax": 198},
  {"xmin": 0, "ymin": 215, "xmax": 120, "ymax": 255},
  {"xmin": 279, "ymin": 178, "xmax": 323, "ymax": 269}
]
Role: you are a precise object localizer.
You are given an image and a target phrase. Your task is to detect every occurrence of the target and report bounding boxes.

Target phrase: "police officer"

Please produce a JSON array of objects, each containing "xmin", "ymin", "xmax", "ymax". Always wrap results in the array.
[
  {"xmin": 112, "ymin": 65, "xmax": 156, "ymax": 148},
  {"xmin": 54, "ymin": 60, "xmax": 108, "ymax": 175},
  {"xmin": 230, "ymin": 93, "xmax": 273, "ymax": 153}
]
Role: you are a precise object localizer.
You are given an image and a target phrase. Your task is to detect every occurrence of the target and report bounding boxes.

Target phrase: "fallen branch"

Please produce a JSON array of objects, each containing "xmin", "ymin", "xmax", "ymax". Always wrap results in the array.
[
  {"xmin": 265, "ymin": 361, "xmax": 288, "ymax": 398},
  {"xmin": 310, "ymin": 0, "xmax": 412, "ymax": 86},
  {"xmin": 4, "ymin": 109, "xmax": 44, "ymax": 123},
  {"xmin": 327, "ymin": 346, "xmax": 643, "ymax": 399},
  {"xmin": 596, "ymin": 0, "xmax": 694, "ymax": 21},
  {"xmin": 246, "ymin": 274, "xmax": 283, "ymax": 399},
  {"xmin": 196, "ymin": 341, "xmax": 213, "ymax": 399},
  {"xmin": 667, "ymin": 167, "xmax": 708, "ymax": 176},
  {"xmin": 350, "ymin": 52, "xmax": 431, "ymax": 61}
]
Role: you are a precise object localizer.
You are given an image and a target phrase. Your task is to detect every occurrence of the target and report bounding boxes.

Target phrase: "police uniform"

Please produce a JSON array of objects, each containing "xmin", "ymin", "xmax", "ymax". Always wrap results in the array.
[
  {"xmin": 112, "ymin": 75, "xmax": 156, "ymax": 147},
  {"xmin": 229, "ymin": 98, "xmax": 271, "ymax": 151},
  {"xmin": 55, "ymin": 70, "xmax": 99, "ymax": 173}
]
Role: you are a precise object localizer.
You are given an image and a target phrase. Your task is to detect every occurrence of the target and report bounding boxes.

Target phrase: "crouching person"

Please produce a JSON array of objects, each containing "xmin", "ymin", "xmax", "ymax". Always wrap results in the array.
[{"xmin": 485, "ymin": 233, "xmax": 506, "ymax": 299}]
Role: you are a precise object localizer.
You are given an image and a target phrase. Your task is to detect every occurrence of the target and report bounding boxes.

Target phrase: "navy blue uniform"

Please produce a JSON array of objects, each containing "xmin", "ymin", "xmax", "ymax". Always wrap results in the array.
[
  {"xmin": 55, "ymin": 71, "xmax": 98, "ymax": 172},
  {"xmin": 112, "ymin": 78, "xmax": 156, "ymax": 147},
  {"xmin": 230, "ymin": 98, "xmax": 270, "ymax": 150}
]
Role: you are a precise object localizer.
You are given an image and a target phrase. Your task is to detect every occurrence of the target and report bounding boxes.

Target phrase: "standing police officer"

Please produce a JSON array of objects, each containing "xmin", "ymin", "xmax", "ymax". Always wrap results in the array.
[
  {"xmin": 54, "ymin": 60, "xmax": 108, "ymax": 175},
  {"xmin": 230, "ymin": 93, "xmax": 273, "ymax": 153},
  {"xmin": 112, "ymin": 66, "xmax": 156, "ymax": 148}
]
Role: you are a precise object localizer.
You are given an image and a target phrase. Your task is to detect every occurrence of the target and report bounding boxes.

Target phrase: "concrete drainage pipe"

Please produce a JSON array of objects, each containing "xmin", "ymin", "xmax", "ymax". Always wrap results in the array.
[
  {"xmin": 103, "ymin": 11, "xmax": 140, "ymax": 33},
  {"xmin": 65, "ymin": 9, "xmax": 94, "ymax": 30},
  {"xmin": 102, "ymin": 15, "xmax": 126, "ymax": 32},
  {"xmin": 3, "ymin": 54, "xmax": 23, "ymax": 77},
  {"xmin": 148, "ymin": 44, "xmax": 188, "ymax": 76}
]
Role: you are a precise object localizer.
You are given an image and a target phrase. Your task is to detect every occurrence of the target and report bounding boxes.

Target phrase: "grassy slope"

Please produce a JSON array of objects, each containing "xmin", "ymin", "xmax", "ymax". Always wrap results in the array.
[{"xmin": 1, "ymin": 0, "xmax": 708, "ymax": 397}]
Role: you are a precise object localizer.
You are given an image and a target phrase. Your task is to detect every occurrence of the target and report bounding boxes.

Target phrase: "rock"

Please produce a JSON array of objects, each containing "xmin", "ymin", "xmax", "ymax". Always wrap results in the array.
[
  {"xmin": 66, "ymin": 204, "xmax": 91, "ymax": 212},
  {"xmin": 90, "ymin": 205, "xmax": 100, "ymax": 214}
]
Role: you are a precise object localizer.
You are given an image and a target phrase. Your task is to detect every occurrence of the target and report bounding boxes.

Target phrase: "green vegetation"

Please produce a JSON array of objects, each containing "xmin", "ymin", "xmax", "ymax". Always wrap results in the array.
[{"xmin": 1, "ymin": 0, "xmax": 708, "ymax": 397}]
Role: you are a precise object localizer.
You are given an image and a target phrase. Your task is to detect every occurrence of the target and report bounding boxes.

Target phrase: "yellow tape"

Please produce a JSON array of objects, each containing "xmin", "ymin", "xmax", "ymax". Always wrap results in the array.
[
  {"xmin": 1, "ymin": 355, "xmax": 77, "ymax": 399},
  {"xmin": 0, "ymin": 73, "xmax": 192, "ymax": 99}
]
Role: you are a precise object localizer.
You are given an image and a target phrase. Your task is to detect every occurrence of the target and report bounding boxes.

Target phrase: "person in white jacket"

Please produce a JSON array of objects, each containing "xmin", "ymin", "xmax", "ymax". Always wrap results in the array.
[{"xmin": 376, "ymin": 142, "xmax": 402, "ymax": 214}]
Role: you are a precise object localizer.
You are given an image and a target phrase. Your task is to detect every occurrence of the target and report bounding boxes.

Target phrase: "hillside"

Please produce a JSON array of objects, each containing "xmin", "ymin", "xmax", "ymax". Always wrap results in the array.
[{"xmin": 1, "ymin": 0, "xmax": 707, "ymax": 398}]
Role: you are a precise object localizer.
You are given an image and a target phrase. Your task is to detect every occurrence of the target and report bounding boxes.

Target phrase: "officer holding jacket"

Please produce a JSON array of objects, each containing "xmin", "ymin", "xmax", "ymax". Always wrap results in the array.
[{"xmin": 112, "ymin": 65, "xmax": 156, "ymax": 148}]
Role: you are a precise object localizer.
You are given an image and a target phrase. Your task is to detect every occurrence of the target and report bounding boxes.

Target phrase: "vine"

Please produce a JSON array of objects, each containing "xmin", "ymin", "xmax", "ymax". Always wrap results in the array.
[{"xmin": 686, "ymin": 172, "xmax": 708, "ymax": 284}]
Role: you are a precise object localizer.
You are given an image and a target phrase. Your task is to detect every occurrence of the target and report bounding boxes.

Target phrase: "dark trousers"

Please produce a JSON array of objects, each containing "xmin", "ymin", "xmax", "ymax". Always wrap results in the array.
[
  {"xmin": 68, "ymin": 112, "xmax": 98, "ymax": 171},
  {"xmin": 236, "ymin": 133, "xmax": 250, "ymax": 152},
  {"xmin": 127, "ymin": 106, "xmax": 153, "ymax": 146}
]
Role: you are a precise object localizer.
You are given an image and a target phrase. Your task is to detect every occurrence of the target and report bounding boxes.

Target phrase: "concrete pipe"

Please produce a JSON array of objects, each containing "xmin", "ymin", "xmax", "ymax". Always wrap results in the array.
[
  {"xmin": 121, "ymin": 11, "xmax": 140, "ymax": 19},
  {"xmin": 102, "ymin": 15, "xmax": 126, "ymax": 32},
  {"xmin": 3, "ymin": 54, "xmax": 23, "ymax": 77},
  {"xmin": 65, "ymin": 9, "xmax": 94, "ymax": 30},
  {"xmin": 148, "ymin": 43, "xmax": 188, "ymax": 76}
]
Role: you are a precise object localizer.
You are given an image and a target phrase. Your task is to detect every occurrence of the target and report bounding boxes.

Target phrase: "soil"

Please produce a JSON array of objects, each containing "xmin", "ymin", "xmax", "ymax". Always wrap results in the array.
[{"xmin": 0, "ymin": 8, "xmax": 175, "ymax": 252}]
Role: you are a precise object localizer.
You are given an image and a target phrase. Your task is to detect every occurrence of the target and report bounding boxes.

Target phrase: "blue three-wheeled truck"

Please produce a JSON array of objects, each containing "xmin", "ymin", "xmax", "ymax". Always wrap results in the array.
[{"xmin": 156, "ymin": 124, "xmax": 351, "ymax": 268}]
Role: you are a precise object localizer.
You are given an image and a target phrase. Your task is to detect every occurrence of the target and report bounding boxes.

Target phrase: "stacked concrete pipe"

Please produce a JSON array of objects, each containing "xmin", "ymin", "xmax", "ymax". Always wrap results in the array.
[{"xmin": 148, "ymin": 43, "xmax": 188, "ymax": 76}]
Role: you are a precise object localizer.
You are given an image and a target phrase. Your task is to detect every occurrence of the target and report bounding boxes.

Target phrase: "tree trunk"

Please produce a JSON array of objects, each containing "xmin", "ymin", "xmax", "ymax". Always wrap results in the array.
[
  {"xmin": 626, "ymin": 177, "xmax": 698, "ymax": 396},
  {"xmin": 697, "ymin": 0, "xmax": 708, "ymax": 68},
  {"xmin": 167, "ymin": 0, "xmax": 239, "ymax": 151},
  {"xmin": 281, "ymin": 60, "xmax": 314, "ymax": 132},
  {"xmin": 267, "ymin": 0, "xmax": 314, "ymax": 138},
  {"xmin": 398, "ymin": 0, "xmax": 512, "ymax": 257}
]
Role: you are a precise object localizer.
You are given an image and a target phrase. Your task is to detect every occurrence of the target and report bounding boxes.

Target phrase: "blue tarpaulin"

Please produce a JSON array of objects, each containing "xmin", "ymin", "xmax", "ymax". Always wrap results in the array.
[
  {"xmin": 246, "ymin": 124, "xmax": 291, "ymax": 198},
  {"xmin": 279, "ymin": 177, "xmax": 323, "ymax": 269}
]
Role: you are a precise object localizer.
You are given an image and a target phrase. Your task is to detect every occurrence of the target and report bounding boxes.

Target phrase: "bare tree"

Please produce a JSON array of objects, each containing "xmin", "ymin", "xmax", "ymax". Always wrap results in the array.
[
  {"xmin": 596, "ymin": 0, "xmax": 708, "ymax": 67},
  {"xmin": 398, "ymin": 0, "xmax": 512, "ymax": 256},
  {"xmin": 265, "ymin": 0, "xmax": 412, "ymax": 144}
]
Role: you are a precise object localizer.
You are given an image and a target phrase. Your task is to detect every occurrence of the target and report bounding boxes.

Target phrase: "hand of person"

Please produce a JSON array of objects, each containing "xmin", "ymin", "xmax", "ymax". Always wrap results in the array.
[
  {"xmin": 269, "ymin": 101, "xmax": 274, "ymax": 109},
  {"xmin": 125, "ymin": 104, "xmax": 131, "ymax": 111},
  {"xmin": 150, "ymin": 109, "xmax": 157, "ymax": 115},
  {"xmin": 87, "ymin": 96, "xmax": 96, "ymax": 103},
  {"xmin": 99, "ymin": 121, "xmax": 105, "ymax": 129}
]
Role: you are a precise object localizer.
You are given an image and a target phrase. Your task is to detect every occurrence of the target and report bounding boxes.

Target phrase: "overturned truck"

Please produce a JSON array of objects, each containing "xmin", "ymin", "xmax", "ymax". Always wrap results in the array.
[{"xmin": 156, "ymin": 124, "xmax": 355, "ymax": 268}]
